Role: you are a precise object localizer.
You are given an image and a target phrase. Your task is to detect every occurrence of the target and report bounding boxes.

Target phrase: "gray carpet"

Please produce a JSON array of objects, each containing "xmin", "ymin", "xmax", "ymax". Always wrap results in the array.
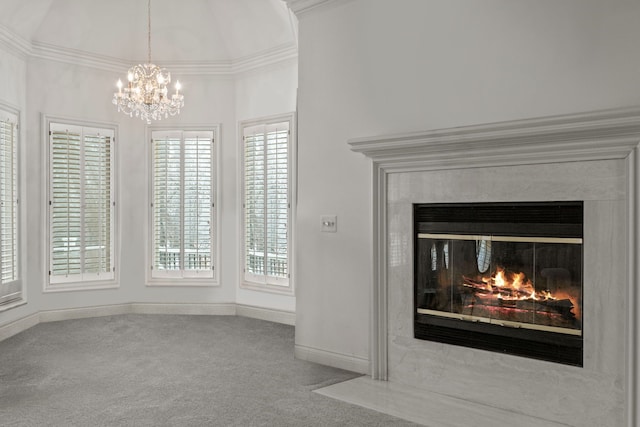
[{"xmin": 0, "ymin": 314, "xmax": 419, "ymax": 426}]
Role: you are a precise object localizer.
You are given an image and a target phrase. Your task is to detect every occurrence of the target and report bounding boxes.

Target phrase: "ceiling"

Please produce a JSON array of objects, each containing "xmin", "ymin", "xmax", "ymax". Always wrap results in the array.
[{"xmin": 0, "ymin": 0, "xmax": 297, "ymax": 63}]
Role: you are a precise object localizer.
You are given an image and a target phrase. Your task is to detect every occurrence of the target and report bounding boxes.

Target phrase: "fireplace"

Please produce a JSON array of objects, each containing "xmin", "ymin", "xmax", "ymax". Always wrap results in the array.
[
  {"xmin": 414, "ymin": 201, "xmax": 583, "ymax": 366},
  {"xmin": 348, "ymin": 108, "xmax": 638, "ymax": 425}
]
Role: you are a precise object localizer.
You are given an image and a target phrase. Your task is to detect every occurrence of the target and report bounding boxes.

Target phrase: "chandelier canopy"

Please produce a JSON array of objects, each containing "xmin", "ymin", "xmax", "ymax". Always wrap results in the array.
[{"xmin": 113, "ymin": 0, "xmax": 184, "ymax": 123}]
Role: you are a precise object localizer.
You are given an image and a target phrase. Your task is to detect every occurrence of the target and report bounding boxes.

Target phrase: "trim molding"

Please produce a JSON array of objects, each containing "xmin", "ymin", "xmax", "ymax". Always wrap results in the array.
[
  {"xmin": 349, "ymin": 106, "xmax": 640, "ymax": 425},
  {"xmin": 231, "ymin": 44, "xmax": 298, "ymax": 75},
  {"xmin": 630, "ymin": 147, "xmax": 639, "ymax": 427},
  {"xmin": 0, "ymin": 25, "xmax": 31, "ymax": 59},
  {"xmin": 294, "ymin": 344, "xmax": 369, "ymax": 374},
  {"xmin": 0, "ymin": 303, "xmax": 295, "ymax": 341},
  {"xmin": 39, "ymin": 304, "xmax": 132, "ymax": 323},
  {"xmin": 30, "ymin": 41, "xmax": 130, "ymax": 73},
  {"xmin": 0, "ymin": 312, "xmax": 39, "ymax": 343},
  {"xmin": 285, "ymin": 0, "xmax": 354, "ymax": 16},
  {"xmin": 130, "ymin": 303, "xmax": 236, "ymax": 316},
  {"xmin": 30, "ymin": 41, "xmax": 298, "ymax": 76},
  {"xmin": 0, "ymin": 24, "xmax": 297, "ymax": 76},
  {"xmin": 349, "ymin": 107, "xmax": 640, "ymax": 172},
  {"xmin": 236, "ymin": 304, "xmax": 296, "ymax": 326}
]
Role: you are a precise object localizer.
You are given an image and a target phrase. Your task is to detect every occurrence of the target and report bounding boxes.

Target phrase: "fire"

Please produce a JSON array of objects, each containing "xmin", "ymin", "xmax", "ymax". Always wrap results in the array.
[
  {"xmin": 479, "ymin": 267, "xmax": 556, "ymax": 302},
  {"xmin": 461, "ymin": 267, "xmax": 582, "ymax": 323}
]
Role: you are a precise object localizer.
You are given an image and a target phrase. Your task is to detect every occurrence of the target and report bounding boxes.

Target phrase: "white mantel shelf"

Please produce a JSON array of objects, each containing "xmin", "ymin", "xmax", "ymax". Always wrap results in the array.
[
  {"xmin": 349, "ymin": 106, "xmax": 640, "ymax": 427},
  {"xmin": 349, "ymin": 107, "xmax": 640, "ymax": 171}
]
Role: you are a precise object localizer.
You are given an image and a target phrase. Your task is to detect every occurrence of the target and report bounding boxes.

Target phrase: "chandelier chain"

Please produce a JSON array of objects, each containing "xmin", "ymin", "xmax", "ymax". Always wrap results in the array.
[{"xmin": 147, "ymin": 0, "xmax": 151, "ymax": 64}]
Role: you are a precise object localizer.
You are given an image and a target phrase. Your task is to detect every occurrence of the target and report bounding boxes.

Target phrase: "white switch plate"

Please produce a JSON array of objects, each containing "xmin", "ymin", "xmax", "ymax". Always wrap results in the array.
[{"xmin": 321, "ymin": 215, "xmax": 337, "ymax": 233}]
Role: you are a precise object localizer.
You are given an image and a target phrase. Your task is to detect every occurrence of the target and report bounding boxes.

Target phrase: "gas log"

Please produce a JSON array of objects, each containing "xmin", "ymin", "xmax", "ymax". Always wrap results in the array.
[{"xmin": 461, "ymin": 277, "xmax": 576, "ymax": 321}]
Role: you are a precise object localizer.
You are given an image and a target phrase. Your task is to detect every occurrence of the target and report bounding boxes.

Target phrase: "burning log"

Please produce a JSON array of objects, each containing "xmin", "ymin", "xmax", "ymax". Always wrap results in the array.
[
  {"xmin": 460, "ymin": 276, "xmax": 576, "ymax": 321},
  {"xmin": 462, "ymin": 277, "xmax": 531, "ymax": 299}
]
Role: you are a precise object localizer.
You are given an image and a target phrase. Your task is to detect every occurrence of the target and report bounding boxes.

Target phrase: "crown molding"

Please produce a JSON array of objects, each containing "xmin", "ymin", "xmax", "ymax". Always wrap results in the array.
[
  {"xmin": 0, "ymin": 24, "xmax": 32, "ymax": 59},
  {"xmin": 30, "ymin": 41, "xmax": 130, "ymax": 73},
  {"xmin": 139, "ymin": 60, "xmax": 232, "ymax": 77},
  {"xmin": 285, "ymin": 0, "xmax": 354, "ymax": 17},
  {"xmin": 1, "ymin": 23, "xmax": 297, "ymax": 76},
  {"xmin": 232, "ymin": 43, "xmax": 298, "ymax": 75}
]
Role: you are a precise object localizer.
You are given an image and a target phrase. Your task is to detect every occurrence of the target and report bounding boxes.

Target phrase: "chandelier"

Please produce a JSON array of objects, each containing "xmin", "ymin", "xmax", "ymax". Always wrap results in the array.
[{"xmin": 112, "ymin": 0, "xmax": 184, "ymax": 123}]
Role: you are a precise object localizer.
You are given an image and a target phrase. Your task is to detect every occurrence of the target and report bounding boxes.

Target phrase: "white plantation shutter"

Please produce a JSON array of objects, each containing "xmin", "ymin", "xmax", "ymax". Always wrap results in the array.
[
  {"xmin": 183, "ymin": 132, "xmax": 213, "ymax": 273},
  {"xmin": 243, "ymin": 121, "xmax": 290, "ymax": 287},
  {"xmin": 244, "ymin": 130, "xmax": 265, "ymax": 275},
  {"xmin": 152, "ymin": 132, "xmax": 181, "ymax": 275},
  {"xmin": 0, "ymin": 110, "xmax": 20, "ymax": 305},
  {"xmin": 151, "ymin": 130, "xmax": 214, "ymax": 279},
  {"xmin": 83, "ymin": 130, "xmax": 113, "ymax": 276},
  {"xmin": 49, "ymin": 123, "xmax": 115, "ymax": 285}
]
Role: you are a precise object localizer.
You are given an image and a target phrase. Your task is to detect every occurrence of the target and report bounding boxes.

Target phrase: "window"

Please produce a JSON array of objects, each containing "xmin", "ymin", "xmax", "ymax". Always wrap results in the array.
[
  {"xmin": 48, "ymin": 122, "xmax": 115, "ymax": 288},
  {"xmin": 0, "ymin": 107, "xmax": 20, "ymax": 306},
  {"xmin": 150, "ymin": 130, "xmax": 216, "ymax": 282},
  {"xmin": 242, "ymin": 116, "xmax": 294, "ymax": 290}
]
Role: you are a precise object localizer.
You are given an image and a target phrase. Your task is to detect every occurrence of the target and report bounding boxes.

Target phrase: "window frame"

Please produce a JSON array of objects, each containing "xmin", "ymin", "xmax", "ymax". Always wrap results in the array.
[
  {"xmin": 146, "ymin": 125, "xmax": 220, "ymax": 287},
  {"xmin": 239, "ymin": 113, "xmax": 296, "ymax": 295},
  {"xmin": 0, "ymin": 102, "xmax": 23, "ymax": 311},
  {"xmin": 44, "ymin": 116, "xmax": 118, "ymax": 292}
]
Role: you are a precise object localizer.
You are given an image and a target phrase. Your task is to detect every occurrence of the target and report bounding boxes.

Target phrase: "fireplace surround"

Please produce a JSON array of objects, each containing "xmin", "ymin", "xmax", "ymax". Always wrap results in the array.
[{"xmin": 349, "ymin": 107, "xmax": 640, "ymax": 426}]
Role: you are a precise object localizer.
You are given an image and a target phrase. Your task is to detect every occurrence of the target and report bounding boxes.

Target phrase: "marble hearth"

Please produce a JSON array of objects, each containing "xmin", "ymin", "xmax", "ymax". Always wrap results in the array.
[{"xmin": 346, "ymin": 108, "xmax": 640, "ymax": 426}]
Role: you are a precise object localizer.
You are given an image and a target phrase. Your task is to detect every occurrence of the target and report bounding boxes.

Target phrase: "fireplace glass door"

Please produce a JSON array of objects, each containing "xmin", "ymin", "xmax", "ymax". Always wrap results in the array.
[{"xmin": 414, "ymin": 202, "xmax": 583, "ymax": 365}]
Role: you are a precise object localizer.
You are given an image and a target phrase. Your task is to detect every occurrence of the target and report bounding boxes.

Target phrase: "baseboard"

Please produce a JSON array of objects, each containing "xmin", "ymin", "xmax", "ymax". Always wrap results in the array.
[
  {"xmin": 295, "ymin": 344, "xmax": 369, "ymax": 374},
  {"xmin": 39, "ymin": 304, "xmax": 132, "ymax": 323},
  {"xmin": 236, "ymin": 304, "xmax": 296, "ymax": 326},
  {"xmin": 0, "ymin": 302, "xmax": 293, "ymax": 343},
  {"xmin": 130, "ymin": 303, "xmax": 237, "ymax": 316},
  {"xmin": 0, "ymin": 312, "xmax": 39, "ymax": 342}
]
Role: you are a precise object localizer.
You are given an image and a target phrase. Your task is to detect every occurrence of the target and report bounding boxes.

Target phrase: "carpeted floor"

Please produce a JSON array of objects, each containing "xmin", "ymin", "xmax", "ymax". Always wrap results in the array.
[{"xmin": 0, "ymin": 314, "xmax": 419, "ymax": 426}]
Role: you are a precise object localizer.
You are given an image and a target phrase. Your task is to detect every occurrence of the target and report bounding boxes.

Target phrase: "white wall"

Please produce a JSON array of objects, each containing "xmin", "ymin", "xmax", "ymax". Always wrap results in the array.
[
  {"xmin": 293, "ymin": 0, "xmax": 640, "ymax": 366},
  {"xmin": 235, "ymin": 59, "xmax": 297, "ymax": 123}
]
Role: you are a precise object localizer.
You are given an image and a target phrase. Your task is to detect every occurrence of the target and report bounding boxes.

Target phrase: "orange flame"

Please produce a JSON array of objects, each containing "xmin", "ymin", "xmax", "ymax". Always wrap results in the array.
[{"xmin": 480, "ymin": 267, "xmax": 557, "ymax": 302}]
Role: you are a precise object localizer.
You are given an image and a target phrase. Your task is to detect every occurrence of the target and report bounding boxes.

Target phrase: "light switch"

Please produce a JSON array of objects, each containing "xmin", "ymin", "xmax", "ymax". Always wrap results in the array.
[{"xmin": 321, "ymin": 215, "xmax": 337, "ymax": 233}]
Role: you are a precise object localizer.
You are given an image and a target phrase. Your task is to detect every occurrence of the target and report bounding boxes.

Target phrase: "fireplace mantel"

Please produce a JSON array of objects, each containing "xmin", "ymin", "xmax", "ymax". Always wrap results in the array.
[
  {"xmin": 349, "ymin": 107, "xmax": 640, "ymax": 170},
  {"xmin": 349, "ymin": 107, "xmax": 640, "ymax": 426}
]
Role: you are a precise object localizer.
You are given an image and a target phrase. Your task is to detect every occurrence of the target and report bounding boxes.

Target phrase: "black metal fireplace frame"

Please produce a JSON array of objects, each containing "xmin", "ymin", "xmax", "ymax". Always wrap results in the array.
[{"xmin": 413, "ymin": 201, "xmax": 584, "ymax": 366}]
